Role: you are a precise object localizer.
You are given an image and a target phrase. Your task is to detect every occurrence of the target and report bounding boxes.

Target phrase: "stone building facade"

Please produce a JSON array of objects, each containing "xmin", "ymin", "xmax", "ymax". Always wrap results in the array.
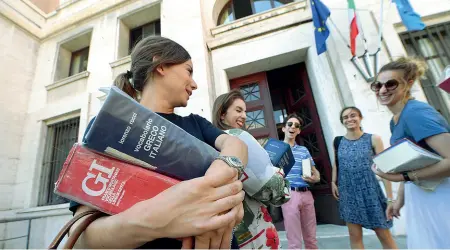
[{"xmin": 0, "ymin": 0, "xmax": 449, "ymax": 248}]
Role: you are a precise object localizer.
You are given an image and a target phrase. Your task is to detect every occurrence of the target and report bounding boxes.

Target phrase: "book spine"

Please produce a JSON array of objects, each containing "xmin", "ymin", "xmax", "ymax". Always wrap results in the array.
[
  {"xmin": 55, "ymin": 143, "xmax": 79, "ymax": 190},
  {"xmin": 83, "ymin": 87, "xmax": 219, "ymax": 180},
  {"xmin": 55, "ymin": 144, "xmax": 180, "ymax": 215}
]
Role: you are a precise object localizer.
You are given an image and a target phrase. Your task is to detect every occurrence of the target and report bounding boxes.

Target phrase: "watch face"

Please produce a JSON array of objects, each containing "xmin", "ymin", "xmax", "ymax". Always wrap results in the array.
[{"xmin": 229, "ymin": 157, "xmax": 242, "ymax": 166}]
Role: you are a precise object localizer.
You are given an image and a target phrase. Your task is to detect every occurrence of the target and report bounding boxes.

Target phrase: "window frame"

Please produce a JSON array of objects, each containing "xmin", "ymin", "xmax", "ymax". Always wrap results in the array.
[
  {"xmin": 68, "ymin": 47, "xmax": 89, "ymax": 77},
  {"xmin": 38, "ymin": 117, "xmax": 80, "ymax": 206},
  {"xmin": 217, "ymin": 0, "xmax": 294, "ymax": 25},
  {"xmin": 129, "ymin": 20, "xmax": 161, "ymax": 54}
]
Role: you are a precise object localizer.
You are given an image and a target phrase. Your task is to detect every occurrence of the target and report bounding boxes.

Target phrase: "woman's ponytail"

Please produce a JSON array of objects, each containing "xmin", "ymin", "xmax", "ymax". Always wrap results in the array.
[{"xmin": 113, "ymin": 71, "xmax": 138, "ymax": 100}]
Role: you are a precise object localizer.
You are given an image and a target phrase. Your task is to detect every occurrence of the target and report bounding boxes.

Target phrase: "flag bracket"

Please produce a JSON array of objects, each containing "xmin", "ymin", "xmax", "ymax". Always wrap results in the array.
[{"xmin": 351, "ymin": 56, "xmax": 374, "ymax": 82}]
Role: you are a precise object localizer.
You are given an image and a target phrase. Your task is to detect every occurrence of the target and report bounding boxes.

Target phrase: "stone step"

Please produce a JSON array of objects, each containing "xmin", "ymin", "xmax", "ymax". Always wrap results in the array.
[{"xmin": 277, "ymin": 224, "xmax": 407, "ymax": 249}]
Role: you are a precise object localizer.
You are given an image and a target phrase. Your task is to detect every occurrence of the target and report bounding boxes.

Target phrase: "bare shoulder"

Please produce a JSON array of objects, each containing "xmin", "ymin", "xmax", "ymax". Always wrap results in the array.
[{"xmin": 371, "ymin": 134, "xmax": 384, "ymax": 152}]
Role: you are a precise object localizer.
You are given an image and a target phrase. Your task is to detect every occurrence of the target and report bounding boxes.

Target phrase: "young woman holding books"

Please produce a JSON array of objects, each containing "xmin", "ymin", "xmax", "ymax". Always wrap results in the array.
[
  {"xmin": 70, "ymin": 36, "xmax": 249, "ymax": 249},
  {"xmin": 212, "ymin": 90, "xmax": 291, "ymax": 249},
  {"xmin": 331, "ymin": 106, "xmax": 397, "ymax": 249},
  {"xmin": 371, "ymin": 57, "xmax": 450, "ymax": 248}
]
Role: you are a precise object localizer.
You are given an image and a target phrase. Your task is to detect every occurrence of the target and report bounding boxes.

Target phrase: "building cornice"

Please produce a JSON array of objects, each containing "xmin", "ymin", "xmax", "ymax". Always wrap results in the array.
[{"xmin": 0, "ymin": 0, "xmax": 161, "ymax": 41}]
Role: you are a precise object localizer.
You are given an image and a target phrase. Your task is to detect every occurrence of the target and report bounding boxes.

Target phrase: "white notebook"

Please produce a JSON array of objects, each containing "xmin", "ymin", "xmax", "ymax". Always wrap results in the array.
[
  {"xmin": 373, "ymin": 139, "xmax": 444, "ymax": 191},
  {"xmin": 302, "ymin": 158, "xmax": 312, "ymax": 178}
]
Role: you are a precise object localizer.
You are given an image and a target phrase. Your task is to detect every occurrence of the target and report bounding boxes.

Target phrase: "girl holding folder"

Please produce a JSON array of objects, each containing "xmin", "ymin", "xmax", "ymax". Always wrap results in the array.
[
  {"xmin": 372, "ymin": 57, "xmax": 450, "ymax": 248},
  {"xmin": 212, "ymin": 90, "xmax": 291, "ymax": 249}
]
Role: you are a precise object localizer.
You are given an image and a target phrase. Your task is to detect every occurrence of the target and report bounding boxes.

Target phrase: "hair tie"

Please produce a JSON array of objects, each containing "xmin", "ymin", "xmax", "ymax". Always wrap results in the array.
[{"xmin": 125, "ymin": 70, "xmax": 133, "ymax": 80}]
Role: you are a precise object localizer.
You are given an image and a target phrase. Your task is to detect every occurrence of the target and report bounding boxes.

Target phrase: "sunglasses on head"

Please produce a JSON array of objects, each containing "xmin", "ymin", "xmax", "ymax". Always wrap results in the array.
[
  {"xmin": 287, "ymin": 122, "xmax": 301, "ymax": 129},
  {"xmin": 370, "ymin": 79, "xmax": 400, "ymax": 92}
]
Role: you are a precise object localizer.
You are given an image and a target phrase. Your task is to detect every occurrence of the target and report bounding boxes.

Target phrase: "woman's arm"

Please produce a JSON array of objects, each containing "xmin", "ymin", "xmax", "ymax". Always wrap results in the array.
[
  {"xmin": 411, "ymin": 133, "xmax": 450, "ymax": 180},
  {"xmin": 372, "ymin": 135, "xmax": 393, "ymax": 199},
  {"xmin": 72, "ymin": 165, "xmax": 245, "ymax": 249},
  {"xmin": 214, "ymin": 134, "xmax": 248, "ymax": 166},
  {"xmin": 189, "ymin": 134, "xmax": 248, "ymax": 249},
  {"xmin": 397, "ymin": 182, "xmax": 405, "ymax": 204},
  {"xmin": 373, "ymin": 133, "xmax": 450, "ymax": 182}
]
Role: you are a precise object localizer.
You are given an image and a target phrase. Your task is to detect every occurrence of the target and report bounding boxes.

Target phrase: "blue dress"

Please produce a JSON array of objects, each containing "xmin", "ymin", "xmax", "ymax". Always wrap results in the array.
[{"xmin": 337, "ymin": 133, "xmax": 392, "ymax": 229}]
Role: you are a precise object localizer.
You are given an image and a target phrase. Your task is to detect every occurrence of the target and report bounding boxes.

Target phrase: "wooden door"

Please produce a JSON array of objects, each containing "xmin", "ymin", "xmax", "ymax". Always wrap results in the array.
[
  {"xmin": 230, "ymin": 72, "xmax": 277, "ymax": 144},
  {"xmin": 284, "ymin": 64, "xmax": 332, "ymax": 194}
]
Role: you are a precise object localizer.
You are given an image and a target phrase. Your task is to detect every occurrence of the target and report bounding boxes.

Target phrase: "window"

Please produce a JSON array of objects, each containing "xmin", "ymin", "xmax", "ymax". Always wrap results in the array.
[
  {"xmin": 39, "ymin": 117, "xmax": 80, "ymax": 206},
  {"xmin": 54, "ymin": 30, "xmax": 92, "ymax": 81},
  {"xmin": 217, "ymin": 0, "xmax": 295, "ymax": 25},
  {"xmin": 116, "ymin": 4, "xmax": 161, "ymax": 59},
  {"xmin": 129, "ymin": 20, "xmax": 161, "ymax": 53},
  {"xmin": 69, "ymin": 47, "xmax": 89, "ymax": 76},
  {"xmin": 399, "ymin": 21, "xmax": 450, "ymax": 121}
]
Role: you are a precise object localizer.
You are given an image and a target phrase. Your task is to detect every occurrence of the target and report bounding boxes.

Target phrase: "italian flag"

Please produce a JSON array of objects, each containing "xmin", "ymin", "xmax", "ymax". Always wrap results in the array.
[{"xmin": 348, "ymin": 0, "xmax": 359, "ymax": 56}]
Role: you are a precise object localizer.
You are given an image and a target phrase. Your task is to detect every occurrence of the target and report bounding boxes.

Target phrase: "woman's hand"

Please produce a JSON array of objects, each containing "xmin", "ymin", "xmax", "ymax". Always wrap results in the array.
[
  {"xmin": 331, "ymin": 182, "xmax": 339, "ymax": 200},
  {"xmin": 371, "ymin": 164, "xmax": 404, "ymax": 182},
  {"xmin": 122, "ymin": 162, "xmax": 245, "ymax": 242},
  {"xmin": 185, "ymin": 160, "xmax": 244, "ymax": 249},
  {"xmin": 386, "ymin": 200, "xmax": 404, "ymax": 221}
]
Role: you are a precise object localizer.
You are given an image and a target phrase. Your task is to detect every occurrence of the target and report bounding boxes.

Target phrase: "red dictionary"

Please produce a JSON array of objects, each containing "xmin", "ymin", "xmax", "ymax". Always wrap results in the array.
[{"xmin": 55, "ymin": 144, "xmax": 180, "ymax": 215}]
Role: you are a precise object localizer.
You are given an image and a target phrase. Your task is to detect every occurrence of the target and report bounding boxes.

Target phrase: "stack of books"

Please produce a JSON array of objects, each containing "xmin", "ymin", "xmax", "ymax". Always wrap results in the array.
[
  {"xmin": 55, "ymin": 87, "xmax": 298, "ymax": 214},
  {"xmin": 55, "ymin": 144, "xmax": 180, "ymax": 215}
]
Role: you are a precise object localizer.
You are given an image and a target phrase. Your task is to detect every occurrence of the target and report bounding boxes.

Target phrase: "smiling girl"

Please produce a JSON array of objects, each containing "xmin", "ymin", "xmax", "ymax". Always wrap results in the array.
[
  {"xmin": 332, "ymin": 107, "xmax": 397, "ymax": 249},
  {"xmin": 371, "ymin": 57, "xmax": 450, "ymax": 248}
]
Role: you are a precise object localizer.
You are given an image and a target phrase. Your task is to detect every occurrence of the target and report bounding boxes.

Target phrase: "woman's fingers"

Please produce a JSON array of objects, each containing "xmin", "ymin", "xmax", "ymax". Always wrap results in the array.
[
  {"xmin": 211, "ymin": 190, "xmax": 245, "ymax": 214},
  {"xmin": 220, "ymin": 225, "xmax": 234, "ymax": 249},
  {"xmin": 212, "ymin": 180, "xmax": 243, "ymax": 200},
  {"xmin": 181, "ymin": 237, "xmax": 193, "ymax": 249},
  {"xmin": 205, "ymin": 161, "xmax": 238, "ymax": 187},
  {"xmin": 205, "ymin": 204, "xmax": 241, "ymax": 231},
  {"xmin": 236, "ymin": 203, "xmax": 244, "ymax": 225},
  {"xmin": 194, "ymin": 234, "xmax": 211, "ymax": 249},
  {"xmin": 386, "ymin": 207, "xmax": 393, "ymax": 221},
  {"xmin": 209, "ymin": 229, "xmax": 224, "ymax": 249}
]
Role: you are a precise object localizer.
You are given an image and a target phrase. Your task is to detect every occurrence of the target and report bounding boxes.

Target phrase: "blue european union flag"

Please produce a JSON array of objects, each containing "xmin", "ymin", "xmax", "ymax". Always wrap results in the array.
[
  {"xmin": 311, "ymin": 0, "xmax": 331, "ymax": 55},
  {"xmin": 393, "ymin": 0, "xmax": 425, "ymax": 31}
]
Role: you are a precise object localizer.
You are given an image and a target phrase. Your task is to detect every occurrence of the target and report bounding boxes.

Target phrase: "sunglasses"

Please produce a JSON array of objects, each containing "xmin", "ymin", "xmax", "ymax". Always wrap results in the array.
[
  {"xmin": 370, "ymin": 79, "xmax": 400, "ymax": 92},
  {"xmin": 287, "ymin": 122, "xmax": 301, "ymax": 129}
]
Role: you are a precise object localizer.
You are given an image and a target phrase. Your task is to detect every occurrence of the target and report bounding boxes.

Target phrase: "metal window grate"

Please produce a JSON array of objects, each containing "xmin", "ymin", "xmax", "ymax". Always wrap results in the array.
[
  {"xmin": 399, "ymin": 21, "xmax": 450, "ymax": 121},
  {"xmin": 39, "ymin": 117, "xmax": 80, "ymax": 206}
]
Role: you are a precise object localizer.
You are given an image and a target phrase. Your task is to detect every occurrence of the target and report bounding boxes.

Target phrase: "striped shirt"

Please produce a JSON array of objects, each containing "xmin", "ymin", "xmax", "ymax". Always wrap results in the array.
[{"xmin": 285, "ymin": 144, "xmax": 315, "ymax": 188}]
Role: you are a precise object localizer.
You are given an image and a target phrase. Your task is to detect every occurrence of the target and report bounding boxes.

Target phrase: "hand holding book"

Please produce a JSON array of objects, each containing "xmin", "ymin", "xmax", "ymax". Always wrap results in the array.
[
  {"xmin": 371, "ymin": 139, "xmax": 445, "ymax": 191},
  {"xmin": 371, "ymin": 164, "xmax": 404, "ymax": 182}
]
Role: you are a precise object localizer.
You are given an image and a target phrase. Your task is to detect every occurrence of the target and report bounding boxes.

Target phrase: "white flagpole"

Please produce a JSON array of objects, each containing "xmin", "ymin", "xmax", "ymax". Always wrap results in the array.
[{"xmin": 355, "ymin": 9, "xmax": 374, "ymax": 80}]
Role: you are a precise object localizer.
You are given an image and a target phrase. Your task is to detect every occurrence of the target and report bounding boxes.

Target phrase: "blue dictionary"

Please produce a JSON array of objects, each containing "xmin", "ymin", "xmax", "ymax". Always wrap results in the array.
[
  {"xmin": 83, "ymin": 86, "xmax": 219, "ymax": 180},
  {"xmin": 263, "ymin": 138, "xmax": 295, "ymax": 175}
]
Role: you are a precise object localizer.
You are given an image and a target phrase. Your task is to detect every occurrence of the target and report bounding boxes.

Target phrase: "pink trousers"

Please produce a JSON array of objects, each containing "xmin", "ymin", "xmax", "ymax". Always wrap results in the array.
[{"xmin": 281, "ymin": 190, "xmax": 318, "ymax": 249}]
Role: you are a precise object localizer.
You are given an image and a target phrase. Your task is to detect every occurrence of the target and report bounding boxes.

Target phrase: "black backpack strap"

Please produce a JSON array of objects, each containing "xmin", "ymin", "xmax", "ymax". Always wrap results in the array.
[{"xmin": 333, "ymin": 136, "xmax": 343, "ymax": 183}]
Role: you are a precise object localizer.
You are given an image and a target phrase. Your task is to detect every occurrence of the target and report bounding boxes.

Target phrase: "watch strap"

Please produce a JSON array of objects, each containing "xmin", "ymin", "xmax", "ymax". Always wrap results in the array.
[{"xmin": 402, "ymin": 172, "xmax": 411, "ymax": 182}]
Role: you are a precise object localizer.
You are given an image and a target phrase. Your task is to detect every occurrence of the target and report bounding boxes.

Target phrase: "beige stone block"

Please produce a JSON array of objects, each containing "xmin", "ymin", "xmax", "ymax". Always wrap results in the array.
[
  {"xmin": 0, "ymin": 133, "xmax": 22, "ymax": 159},
  {"xmin": 29, "ymin": 214, "xmax": 72, "ymax": 248},
  {"xmin": 11, "ymin": 182, "xmax": 30, "ymax": 209},
  {"xmin": 0, "ymin": 222, "xmax": 6, "ymax": 240},
  {"xmin": 0, "ymin": 158, "xmax": 18, "ymax": 184},
  {"xmin": 46, "ymin": 75, "xmax": 88, "ymax": 103},
  {"xmin": 0, "ymin": 184, "xmax": 13, "ymax": 210},
  {"xmin": 5, "ymin": 220, "xmax": 29, "ymax": 240},
  {"xmin": 3, "ymin": 237, "xmax": 28, "ymax": 249}
]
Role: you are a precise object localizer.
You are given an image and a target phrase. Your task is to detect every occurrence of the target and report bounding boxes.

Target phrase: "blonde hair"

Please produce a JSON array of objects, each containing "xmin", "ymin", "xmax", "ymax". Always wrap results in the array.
[{"xmin": 378, "ymin": 57, "xmax": 428, "ymax": 103}]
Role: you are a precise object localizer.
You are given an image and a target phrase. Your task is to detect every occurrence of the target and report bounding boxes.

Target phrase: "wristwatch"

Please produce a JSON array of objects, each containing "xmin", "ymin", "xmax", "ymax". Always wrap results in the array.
[
  {"xmin": 216, "ymin": 156, "xmax": 245, "ymax": 179},
  {"xmin": 402, "ymin": 172, "xmax": 411, "ymax": 182}
]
